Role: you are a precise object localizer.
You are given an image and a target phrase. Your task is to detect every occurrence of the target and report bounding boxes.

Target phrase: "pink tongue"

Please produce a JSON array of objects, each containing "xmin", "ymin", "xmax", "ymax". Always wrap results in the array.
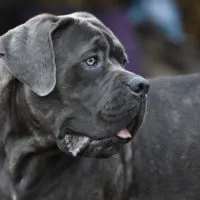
[{"xmin": 116, "ymin": 129, "xmax": 132, "ymax": 139}]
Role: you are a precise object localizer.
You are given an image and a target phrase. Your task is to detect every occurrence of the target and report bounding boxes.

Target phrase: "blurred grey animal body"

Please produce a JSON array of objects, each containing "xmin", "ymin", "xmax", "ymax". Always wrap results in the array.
[{"xmin": 134, "ymin": 74, "xmax": 200, "ymax": 199}]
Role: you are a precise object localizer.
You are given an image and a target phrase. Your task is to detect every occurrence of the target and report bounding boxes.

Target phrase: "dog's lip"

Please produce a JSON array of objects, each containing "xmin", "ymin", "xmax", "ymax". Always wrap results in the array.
[
  {"xmin": 58, "ymin": 99, "xmax": 146, "ymax": 157},
  {"xmin": 61, "ymin": 118, "xmax": 136, "ymax": 156},
  {"xmin": 65, "ymin": 118, "xmax": 136, "ymax": 141}
]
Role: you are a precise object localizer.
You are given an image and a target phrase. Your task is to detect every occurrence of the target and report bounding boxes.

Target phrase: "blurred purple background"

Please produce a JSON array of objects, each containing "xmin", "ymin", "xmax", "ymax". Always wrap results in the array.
[{"xmin": 0, "ymin": 0, "xmax": 200, "ymax": 77}]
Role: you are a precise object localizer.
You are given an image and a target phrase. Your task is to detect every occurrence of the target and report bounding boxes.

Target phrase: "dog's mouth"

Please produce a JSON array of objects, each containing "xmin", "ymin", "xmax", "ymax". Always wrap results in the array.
[
  {"xmin": 57, "ymin": 99, "xmax": 147, "ymax": 157},
  {"xmin": 57, "ymin": 115, "xmax": 142, "ymax": 158}
]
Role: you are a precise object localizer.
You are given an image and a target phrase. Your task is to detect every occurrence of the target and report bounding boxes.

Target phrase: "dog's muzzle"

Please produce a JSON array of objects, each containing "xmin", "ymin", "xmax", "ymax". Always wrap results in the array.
[
  {"xmin": 56, "ymin": 76, "xmax": 149, "ymax": 157},
  {"xmin": 57, "ymin": 99, "xmax": 147, "ymax": 158}
]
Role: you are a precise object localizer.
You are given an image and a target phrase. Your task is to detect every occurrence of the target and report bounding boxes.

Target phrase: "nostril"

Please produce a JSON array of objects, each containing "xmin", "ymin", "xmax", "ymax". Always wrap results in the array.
[
  {"xmin": 128, "ymin": 77, "xmax": 149, "ymax": 96},
  {"xmin": 134, "ymin": 82, "xmax": 145, "ymax": 94}
]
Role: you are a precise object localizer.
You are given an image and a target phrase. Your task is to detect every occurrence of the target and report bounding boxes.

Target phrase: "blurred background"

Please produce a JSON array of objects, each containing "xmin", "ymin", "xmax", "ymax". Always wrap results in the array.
[{"xmin": 1, "ymin": 0, "xmax": 200, "ymax": 77}]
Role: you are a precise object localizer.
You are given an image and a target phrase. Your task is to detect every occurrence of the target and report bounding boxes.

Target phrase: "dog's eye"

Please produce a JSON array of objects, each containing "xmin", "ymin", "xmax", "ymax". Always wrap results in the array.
[{"xmin": 85, "ymin": 56, "xmax": 98, "ymax": 67}]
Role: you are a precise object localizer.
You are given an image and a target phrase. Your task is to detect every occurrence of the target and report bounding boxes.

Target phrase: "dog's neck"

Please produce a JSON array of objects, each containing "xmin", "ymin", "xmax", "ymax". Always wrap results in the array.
[
  {"xmin": 0, "ymin": 77, "xmax": 76, "ymax": 200},
  {"xmin": 0, "ymin": 71, "xmax": 133, "ymax": 200}
]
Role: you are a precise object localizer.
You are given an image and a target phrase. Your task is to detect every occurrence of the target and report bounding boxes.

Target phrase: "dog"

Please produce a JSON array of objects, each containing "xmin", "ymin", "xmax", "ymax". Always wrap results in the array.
[{"xmin": 0, "ymin": 12, "xmax": 148, "ymax": 200}]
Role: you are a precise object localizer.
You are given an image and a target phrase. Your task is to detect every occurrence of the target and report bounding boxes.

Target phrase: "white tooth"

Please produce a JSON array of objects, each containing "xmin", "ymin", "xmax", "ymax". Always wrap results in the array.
[
  {"xmin": 69, "ymin": 147, "xmax": 80, "ymax": 157},
  {"xmin": 65, "ymin": 135, "xmax": 90, "ymax": 157}
]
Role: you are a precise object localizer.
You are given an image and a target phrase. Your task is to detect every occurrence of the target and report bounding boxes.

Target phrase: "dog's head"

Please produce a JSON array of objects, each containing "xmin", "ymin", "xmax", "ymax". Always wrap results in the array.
[{"xmin": 0, "ymin": 12, "xmax": 149, "ymax": 158}]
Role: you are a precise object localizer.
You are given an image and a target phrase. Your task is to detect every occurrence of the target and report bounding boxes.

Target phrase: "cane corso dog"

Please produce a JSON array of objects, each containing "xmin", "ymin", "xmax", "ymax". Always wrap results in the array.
[
  {"xmin": 0, "ymin": 12, "xmax": 149, "ymax": 200},
  {"xmin": 0, "ymin": 12, "xmax": 199, "ymax": 200}
]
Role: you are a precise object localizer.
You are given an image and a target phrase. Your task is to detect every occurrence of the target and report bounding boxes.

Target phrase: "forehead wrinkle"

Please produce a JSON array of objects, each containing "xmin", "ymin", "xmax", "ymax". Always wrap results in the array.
[
  {"xmin": 84, "ymin": 24, "xmax": 127, "ymax": 64},
  {"xmin": 79, "ymin": 36, "xmax": 109, "ymax": 56},
  {"xmin": 88, "ymin": 22, "xmax": 128, "ymax": 63},
  {"xmin": 111, "ymin": 43, "xmax": 128, "ymax": 63},
  {"xmin": 83, "ymin": 35, "xmax": 103, "ymax": 51},
  {"xmin": 84, "ymin": 18, "xmax": 128, "ymax": 59}
]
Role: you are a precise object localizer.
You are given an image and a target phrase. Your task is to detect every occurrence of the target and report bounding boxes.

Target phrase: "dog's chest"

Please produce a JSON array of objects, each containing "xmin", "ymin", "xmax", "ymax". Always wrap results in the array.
[
  {"xmin": 53, "ymin": 159, "xmax": 123, "ymax": 200},
  {"xmin": 23, "ymin": 156, "xmax": 125, "ymax": 200}
]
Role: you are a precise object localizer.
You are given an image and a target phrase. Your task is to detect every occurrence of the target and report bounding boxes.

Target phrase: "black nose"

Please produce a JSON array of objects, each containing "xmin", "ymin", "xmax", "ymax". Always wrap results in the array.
[{"xmin": 128, "ymin": 76, "xmax": 149, "ymax": 96}]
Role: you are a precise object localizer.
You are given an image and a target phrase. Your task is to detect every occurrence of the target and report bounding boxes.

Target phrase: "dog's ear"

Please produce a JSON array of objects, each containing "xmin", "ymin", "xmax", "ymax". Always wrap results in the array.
[{"xmin": 0, "ymin": 14, "xmax": 60, "ymax": 96}]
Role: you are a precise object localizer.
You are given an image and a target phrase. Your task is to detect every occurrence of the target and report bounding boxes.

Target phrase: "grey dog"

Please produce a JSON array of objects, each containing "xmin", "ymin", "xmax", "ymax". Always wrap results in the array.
[
  {"xmin": 0, "ymin": 12, "xmax": 148, "ymax": 200},
  {"xmin": 0, "ymin": 12, "xmax": 199, "ymax": 200}
]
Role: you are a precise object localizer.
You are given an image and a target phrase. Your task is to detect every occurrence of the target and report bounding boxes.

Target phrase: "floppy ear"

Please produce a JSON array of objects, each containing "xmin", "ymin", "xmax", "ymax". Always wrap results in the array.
[{"xmin": 0, "ymin": 14, "xmax": 59, "ymax": 96}]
